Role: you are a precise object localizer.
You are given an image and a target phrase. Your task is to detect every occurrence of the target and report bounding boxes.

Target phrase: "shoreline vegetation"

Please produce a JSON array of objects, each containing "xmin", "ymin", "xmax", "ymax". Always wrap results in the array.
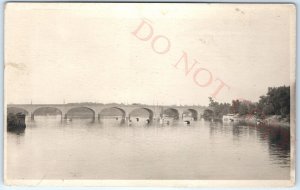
[{"xmin": 205, "ymin": 86, "xmax": 290, "ymax": 127}]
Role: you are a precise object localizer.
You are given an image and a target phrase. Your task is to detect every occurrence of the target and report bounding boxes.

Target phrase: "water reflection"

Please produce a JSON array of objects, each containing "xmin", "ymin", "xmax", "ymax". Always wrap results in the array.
[
  {"xmin": 8, "ymin": 128, "xmax": 26, "ymax": 136},
  {"xmin": 256, "ymin": 125, "xmax": 290, "ymax": 166},
  {"xmin": 6, "ymin": 116, "xmax": 291, "ymax": 180}
]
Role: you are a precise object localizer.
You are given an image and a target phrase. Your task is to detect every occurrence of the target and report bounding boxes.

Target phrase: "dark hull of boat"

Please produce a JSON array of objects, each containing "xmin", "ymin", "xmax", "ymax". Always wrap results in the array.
[
  {"xmin": 7, "ymin": 124, "xmax": 26, "ymax": 132},
  {"xmin": 7, "ymin": 113, "xmax": 26, "ymax": 133}
]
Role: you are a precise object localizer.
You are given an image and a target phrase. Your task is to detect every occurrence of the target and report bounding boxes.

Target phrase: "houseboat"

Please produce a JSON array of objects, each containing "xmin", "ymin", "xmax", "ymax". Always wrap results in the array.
[{"xmin": 222, "ymin": 114, "xmax": 240, "ymax": 124}]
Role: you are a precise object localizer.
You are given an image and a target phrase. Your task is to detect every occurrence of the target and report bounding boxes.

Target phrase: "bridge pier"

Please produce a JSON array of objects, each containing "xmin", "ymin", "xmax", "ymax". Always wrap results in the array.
[
  {"xmin": 125, "ymin": 113, "xmax": 131, "ymax": 123},
  {"xmin": 97, "ymin": 113, "xmax": 101, "ymax": 122},
  {"xmin": 152, "ymin": 110, "xmax": 161, "ymax": 123},
  {"xmin": 198, "ymin": 113, "xmax": 202, "ymax": 120},
  {"xmin": 30, "ymin": 112, "xmax": 34, "ymax": 121},
  {"xmin": 60, "ymin": 112, "xmax": 66, "ymax": 122},
  {"xmin": 92, "ymin": 113, "xmax": 98, "ymax": 123},
  {"xmin": 178, "ymin": 110, "xmax": 184, "ymax": 120},
  {"xmin": 120, "ymin": 115, "xmax": 126, "ymax": 124}
]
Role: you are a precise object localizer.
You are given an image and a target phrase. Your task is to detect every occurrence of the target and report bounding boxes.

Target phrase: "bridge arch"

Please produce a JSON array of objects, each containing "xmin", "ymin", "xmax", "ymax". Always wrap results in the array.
[
  {"xmin": 99, "ymin": 107, "xmax": 126, "ymax": 124},
  {"xmin": 163, "ymin": 108, "xmax": 179, "ymax": 120},
  {"xmin": 183, "ymin": 109, "xmax": 198, "ymax": 120},
  {"xmin": 32, "ymin": 107, "xmax": 63, "ymax": 120},
  {"xmin": 129, "ymin": 107, "xmax": 154, "ymax": 124},
  {"xmin": 7, "ymin": 107, "xmax": 29, "ymax": 115},
  {"xmin": 66, "ymin": 107, "xmax": 96, "ymax": 121}
]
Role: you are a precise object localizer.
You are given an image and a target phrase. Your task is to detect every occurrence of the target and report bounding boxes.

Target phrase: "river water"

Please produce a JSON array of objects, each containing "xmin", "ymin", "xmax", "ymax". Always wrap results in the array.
[{"xmin": 6, "ymin": 116, "xmax": 290, "ymax": 180}]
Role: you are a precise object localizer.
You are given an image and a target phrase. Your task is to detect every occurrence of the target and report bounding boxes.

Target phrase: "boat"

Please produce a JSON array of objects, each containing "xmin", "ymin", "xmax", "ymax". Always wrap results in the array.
[
  {"xmin": 160, "ymin": 115, "xmax": 174, "ymax": 125},
  {"xmin": 222, "ymin": 114, "xmax": 240, "ymax": 124},
  {"xmin": 183, "ymin": 116, "xmax": 193, "ymax": 126},
  {"xmin": 7, "ymin": 112, "xmax": 26, "ymax": 132},
  {"xmin": 184, "ymin": 120, "xmax": 191, "ymax": 125}
]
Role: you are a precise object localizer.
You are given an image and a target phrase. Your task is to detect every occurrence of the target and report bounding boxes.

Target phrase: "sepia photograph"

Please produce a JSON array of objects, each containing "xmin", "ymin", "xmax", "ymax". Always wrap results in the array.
[{"xmin": 4, "ymin": 2, "xmax": 296, "ymax": 187}]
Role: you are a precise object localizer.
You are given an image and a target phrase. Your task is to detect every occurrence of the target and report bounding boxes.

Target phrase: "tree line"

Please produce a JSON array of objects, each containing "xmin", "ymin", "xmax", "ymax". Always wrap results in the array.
[{"xmin": 204, "ymin": 86, "xmax": 290, "ymax": 121}]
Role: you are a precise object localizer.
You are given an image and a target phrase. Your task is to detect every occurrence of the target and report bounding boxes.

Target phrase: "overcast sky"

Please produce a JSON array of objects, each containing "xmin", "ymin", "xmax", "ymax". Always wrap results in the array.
[{"xmin": 5, "ymin": 3, "xmax": 294, "ymax": 106}]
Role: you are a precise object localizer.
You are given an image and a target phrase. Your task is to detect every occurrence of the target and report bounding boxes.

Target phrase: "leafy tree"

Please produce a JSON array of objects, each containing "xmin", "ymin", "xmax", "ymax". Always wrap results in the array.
[
  {"xmin": 206, "ymin": 86, "xmax": 290, "ymax": 121},
  {"xmin": 208, "ymin": 97, "xmax": 231, "ymax": 120},
  {"xmin": 238, "ymin": 103, "xmax": 249, "ymax": 115},
  {"xmin": 231, "ymin": 100, "xmax": 240, "ymax": 114},
  {"xmin": 258, "ymin": 86, "xmax": 290, "ymax": 117}
]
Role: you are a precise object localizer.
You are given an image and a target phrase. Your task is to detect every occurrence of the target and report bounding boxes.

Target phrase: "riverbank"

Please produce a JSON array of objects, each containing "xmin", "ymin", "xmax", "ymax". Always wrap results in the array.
[{"xmin": 240, "ymin": 115, "xmax": 290, "ymax": 128}]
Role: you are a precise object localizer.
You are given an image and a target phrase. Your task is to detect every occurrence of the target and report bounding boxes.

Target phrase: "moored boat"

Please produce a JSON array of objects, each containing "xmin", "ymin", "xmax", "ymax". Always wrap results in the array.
[
  {"xmin": 222, "ymin": 114, "xmax": 240, "ymax": 124},
  {"xmin": 7, "ymin": 112, "xmax": 26, "ymax": 132}
]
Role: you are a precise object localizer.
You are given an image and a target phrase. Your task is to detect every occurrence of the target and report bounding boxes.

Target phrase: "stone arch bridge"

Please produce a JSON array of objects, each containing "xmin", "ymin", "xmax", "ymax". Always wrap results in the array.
[{"xmin": 7, "ymin": 104, "xmax": 214, "ymax": 123}]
